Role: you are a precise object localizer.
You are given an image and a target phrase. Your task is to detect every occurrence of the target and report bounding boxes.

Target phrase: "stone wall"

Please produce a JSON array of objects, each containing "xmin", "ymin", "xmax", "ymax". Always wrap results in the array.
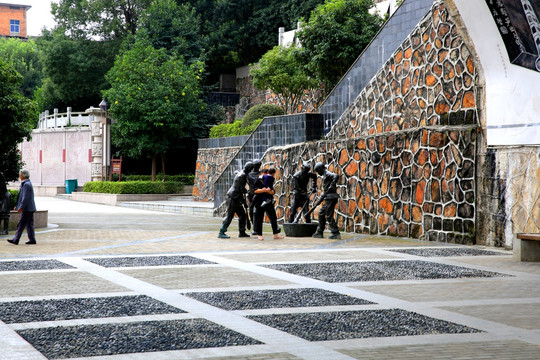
[
  {"xmin": 193, "ymin": 147, "xmax": 240, "ymax": 202},
  {"xmin": 196, "ymin": 0, "xmax": 485, "ymax": 243},
  {"xmin": 250, "ymin": 1, "xmax": 479, "ymax": 243},
  {"xmin": 328, "ymin": 1, "xmax": 477, "ymax": 140},
  {"xmin": 319, "ymin": 0, "xmax": 436, "ymax": 132},
  {"xmin": 476, "ymin": 146, "xmax": 540, "ymax": 248},
  {"xmin": 262, "ymin": 126, "xmax": 476, "ymax": 243}
]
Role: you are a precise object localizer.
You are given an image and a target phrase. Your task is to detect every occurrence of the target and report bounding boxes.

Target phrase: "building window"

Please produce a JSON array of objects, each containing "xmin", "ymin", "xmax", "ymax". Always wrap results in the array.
[{"xmin": 10, "ymin": 20, "xmax": 20, "ymax": 35}]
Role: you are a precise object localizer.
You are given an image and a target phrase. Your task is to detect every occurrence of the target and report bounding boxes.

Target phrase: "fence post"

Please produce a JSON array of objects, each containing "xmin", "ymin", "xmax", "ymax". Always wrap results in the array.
[{"xmin": 67, "ymin": 107, "xmax": 72, "ymax": 126}]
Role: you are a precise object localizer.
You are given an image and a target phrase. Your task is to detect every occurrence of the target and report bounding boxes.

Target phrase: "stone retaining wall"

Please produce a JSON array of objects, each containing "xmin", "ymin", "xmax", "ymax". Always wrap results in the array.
[
  {"xmin": 197, "ymin": 1, "xmax": 482, "ymax": 243},
  {"xmin": 262, "ymin": 125, "xmax": 476, "ymax": 243},
  {"xmin": 327, "ymin": 1, "xmax": 477, "ymax": 140},
  {"xmin": 193, "ymin": 147, "xmax": 240, "ymax": 201}
]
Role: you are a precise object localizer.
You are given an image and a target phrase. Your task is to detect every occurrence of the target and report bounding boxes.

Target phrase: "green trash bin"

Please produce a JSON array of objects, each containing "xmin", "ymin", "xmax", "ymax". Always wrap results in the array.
[{"xmin": 65, "ymin": 179, "xmax": 77, "ymax": 194}]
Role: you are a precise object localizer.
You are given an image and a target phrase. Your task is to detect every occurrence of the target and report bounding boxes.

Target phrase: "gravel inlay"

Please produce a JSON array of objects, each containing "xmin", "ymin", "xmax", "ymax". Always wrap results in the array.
[
  {"xmin": 84, "ymin": 255, "xmax": 215, "ymax": 268},
  {"xmin": 263, "ymin": 260, "xmax": 509, "ymax": 282},
  {"xmin": 183, "ymin": 288, "xmax": 374, "ymax": 310},
  {"xmin": 18, "ymin": 319, "xmax": 262, "ymax": 359},
  {"xmin": 0, "ymin": 260, "xmax": 74, "ymax": 272},
  {"xmin": 0, "ymin": 295, "xmax": 185, "ymax": 324},
  {"xmin": 388, "ymin": 248, "xmax": 509, "ymax": 257},
  {"xmin": 247, "ymin": 309, "xmax": 482, "ymax": 341}
]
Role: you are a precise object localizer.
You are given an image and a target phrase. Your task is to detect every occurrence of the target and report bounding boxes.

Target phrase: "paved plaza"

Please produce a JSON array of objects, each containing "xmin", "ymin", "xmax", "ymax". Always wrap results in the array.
[{"xmin": 0, "ymin": 197, "xmax": 539, "ymax": 359}]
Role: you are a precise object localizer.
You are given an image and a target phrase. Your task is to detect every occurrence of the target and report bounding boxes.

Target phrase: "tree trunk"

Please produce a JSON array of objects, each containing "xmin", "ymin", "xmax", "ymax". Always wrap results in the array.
[
  {"xmin": 161, "ymin": 153, "xmax": 167, "ymax": 182},
  {"xmin": 151, "ymin": 153, "xmax": 157, "ymax": 182}
]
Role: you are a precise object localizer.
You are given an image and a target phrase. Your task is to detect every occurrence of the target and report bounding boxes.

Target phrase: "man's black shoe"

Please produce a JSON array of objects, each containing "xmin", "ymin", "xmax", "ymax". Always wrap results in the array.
[
  {"xmin": 7, "ymin": 239, "xmax": 18, "ymax": 245},
  {"xmin": 25, "ymin": 241, "xmax": 37, "ymax": 245}
]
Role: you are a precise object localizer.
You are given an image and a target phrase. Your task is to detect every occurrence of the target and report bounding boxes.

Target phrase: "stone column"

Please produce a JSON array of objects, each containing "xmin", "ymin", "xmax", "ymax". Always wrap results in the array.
[{"xmin": 85, "ymin": 107, "xmax": 105, "ymax": 182}]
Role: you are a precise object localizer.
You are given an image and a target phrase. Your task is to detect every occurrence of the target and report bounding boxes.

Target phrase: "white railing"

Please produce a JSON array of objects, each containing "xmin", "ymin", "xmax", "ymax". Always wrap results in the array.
[{"xmin": 38, "ymin": 107, "xmax": 93, "ymax": 129}]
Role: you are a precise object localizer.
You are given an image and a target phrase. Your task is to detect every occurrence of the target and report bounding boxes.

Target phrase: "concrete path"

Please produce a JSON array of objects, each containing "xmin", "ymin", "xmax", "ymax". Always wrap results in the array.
[{"xmin": 0, "ymin": 197, "xmax": 539, "ymax": 359}]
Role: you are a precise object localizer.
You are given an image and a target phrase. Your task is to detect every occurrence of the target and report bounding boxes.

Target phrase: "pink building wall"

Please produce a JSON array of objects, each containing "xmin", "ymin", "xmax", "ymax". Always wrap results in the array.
[{"xmin": 19, "ymin": 128, "xmax": 92, "ymax": 186}]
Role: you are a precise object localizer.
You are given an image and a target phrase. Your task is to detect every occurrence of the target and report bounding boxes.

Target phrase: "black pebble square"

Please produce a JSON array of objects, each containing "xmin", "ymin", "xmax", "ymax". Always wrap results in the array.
[
  {"xmin": 18, "ymin": 319, "xmax": 262, "ymax": 359},
  {"xmin": 184, "ymin": 288, "xmax": 375, "ymax": 310},
  {"xmin": 84, "ymin": 255, "xmax": 215, "ymax": 268},
  {"xmin": 248, "ymin": 309, "xmax": 482, "ymax": 341},
  {"xmin": 263, "ymin": 260, "xmax": 509, "ymax": 282},
  {"xmin": 0, "ymin": 295, "xmax": 185, "ymax": 324}
]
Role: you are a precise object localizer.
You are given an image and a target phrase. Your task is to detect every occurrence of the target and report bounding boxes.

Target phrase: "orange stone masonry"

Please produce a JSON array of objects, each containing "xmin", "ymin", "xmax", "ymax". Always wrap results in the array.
[{"xmin": 195, "ymin": 1, "xmax": 479, "ymax": 244}]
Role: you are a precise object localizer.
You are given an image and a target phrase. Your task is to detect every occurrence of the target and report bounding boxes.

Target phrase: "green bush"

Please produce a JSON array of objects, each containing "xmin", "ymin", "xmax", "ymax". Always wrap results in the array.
[
  {"xmin": 209, "ymin": 119, "xmax": 262, "ymax": 138},
  {"xmin": 8, "ymin": 189, "xmax": 18, "ymax": 210},
  {"xmin": 121, "ymin": 174, "xmax": 194, "ymax": 184},
  {"xmin": 241, "ymin": 104, "xmax": 284, "ymax": 128},
  {"xmin": 83, "ymin": 181, "xmax": 184, "ymax": 194}
]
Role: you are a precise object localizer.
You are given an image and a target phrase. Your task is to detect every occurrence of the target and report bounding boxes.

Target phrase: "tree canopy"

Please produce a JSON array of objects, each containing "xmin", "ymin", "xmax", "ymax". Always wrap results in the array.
[
  {"xmin": 297, "ymin": 0, "xmax": 383, "ymax": 93},
  {"xmin": 103, "ymin": 39, "xmax": 205, "ymax": 180},
  {"xmin": 186, "ymin": 0, "xmax": 325, "ymax": 83},
  {"xmin": 0, "ymin": 38, "xmax": 42, "ymax": 99},
  {"xmin": 0, "ymin": 60, "xmax": 37, "ymax": 181},
  {"xmin": 51, "ymin": 0, "xmax": 152, "ymax": 40},
  {"xmin": 251, "ymin": 44, "xmax": 319, "ymax": 114},
  {"xmin": 34, "ymin": 31, "xmax": 119, "ymax": 112},
  {"xmin": 138, "ymin": 0, "xmax": 206, "ymax": 63}
]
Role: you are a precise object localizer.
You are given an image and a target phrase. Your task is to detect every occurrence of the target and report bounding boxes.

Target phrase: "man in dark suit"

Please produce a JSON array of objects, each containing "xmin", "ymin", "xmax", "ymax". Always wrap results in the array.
[{"xmin": 7, "ymin": 169, "xmax": 37, "ymax": 245}]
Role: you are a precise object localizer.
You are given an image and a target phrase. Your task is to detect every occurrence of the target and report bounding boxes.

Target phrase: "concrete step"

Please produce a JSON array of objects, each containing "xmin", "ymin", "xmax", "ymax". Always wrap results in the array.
[{"xmin": 117, "ymin": 199, "xmax": 214, "ymax": 217}]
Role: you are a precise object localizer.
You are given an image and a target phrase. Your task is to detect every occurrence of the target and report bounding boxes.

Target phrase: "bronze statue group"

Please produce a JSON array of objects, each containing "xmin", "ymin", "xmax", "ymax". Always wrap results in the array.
[{"xmin": 218, "ymin": 160, "xmax": 341, "ymax": 240}]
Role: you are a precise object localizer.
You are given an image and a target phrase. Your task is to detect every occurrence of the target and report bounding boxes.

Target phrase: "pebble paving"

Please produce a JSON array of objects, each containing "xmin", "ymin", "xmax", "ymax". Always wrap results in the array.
[
  {"xmin": 17, "ymin": 319, "xmax": 262, "ymax": 359},
  {"xmin": 388, "ymin": 247, "xmax": 508, "ymax": 257},
  {"xmin": 183, "ymin": 288, "xmax": 374, "ymax": 310},
  {"xmin": 263, "ymin": 260, "xmax": 509, "ymax": 282},
  {"xmin": 84, "ymin": 255, "xmax": 216, "ymax": 267},
  {"xmin": 0, "ymin": 197, "xmax": 539, "ymax": 360},
  {"xmin": 247, "ymin": 309, "xmax": 482, "ymax": 341},
  {"xmin": 0, "ymin": 295, "xmax": 185, "ymax": 324},
  {"xmin": 0, "ymin": 259, "xmax": 74, "ymax": 271}
]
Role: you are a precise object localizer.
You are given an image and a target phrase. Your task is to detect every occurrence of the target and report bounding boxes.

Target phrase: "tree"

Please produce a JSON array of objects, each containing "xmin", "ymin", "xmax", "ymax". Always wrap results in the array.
[
  {"xmin": 0, "ymin": 60, "xmax": 37, "ymax": 182},
  {"xmin": 138, "ymin": 0, "xmax": 206, "ymax": 63},
  {"xmin": 251, "ymin": 44, "xmax": 319, "ymax": 114},
  {"xmin": 0, "ymin": 38, "xmax": 43, "ymax": 99},
  {"xmin": 297, "ymin": 0, "xmax": 383, "ymax": 94},
  {"xmin": 187, "ymin": 0, "xmax": 325, "ymax": 83},
  {"xmin": 103, "ymin": 39, "xmax": 205, "ymax": 181},
  {"xmin": 51, "ymin": 0, "xmax": 152, "ymax": 40},
  {"xmin": 35, "ymin": 31, "xmax": 119, "ymax": 112}
]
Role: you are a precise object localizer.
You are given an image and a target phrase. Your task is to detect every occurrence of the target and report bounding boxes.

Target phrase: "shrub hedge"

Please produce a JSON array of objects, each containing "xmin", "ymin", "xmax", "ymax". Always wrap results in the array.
[
  {"xmin": 209, "ymin": 119, "xmax": 262, "ymax": 138},
  {"xmin": 121, "ymin": 174, "xmax": 195, "ymax": 184},
  {"xmin": 8, "ymin": 189, "xmax": 17, "ymax": 209},
  {"xmin": 83, "ymin": 181, "xmax": 184, "ymax": 194},
  {"xmin": 241, "ymin": 104, "xmax": 284, "ymax": 128}
]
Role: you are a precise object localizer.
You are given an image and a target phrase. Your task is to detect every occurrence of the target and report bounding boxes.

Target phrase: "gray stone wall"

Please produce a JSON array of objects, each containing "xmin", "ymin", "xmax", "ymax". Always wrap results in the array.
[{"xmin": 193, "ymin": 146, "xmax": 241, "ymax": 202}]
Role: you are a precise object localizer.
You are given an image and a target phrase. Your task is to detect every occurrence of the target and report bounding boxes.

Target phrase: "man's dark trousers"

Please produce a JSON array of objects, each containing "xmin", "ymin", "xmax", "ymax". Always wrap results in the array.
[{"xmin": 12, "ymin": 211, "xmax": 36, "ymax": 244}]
